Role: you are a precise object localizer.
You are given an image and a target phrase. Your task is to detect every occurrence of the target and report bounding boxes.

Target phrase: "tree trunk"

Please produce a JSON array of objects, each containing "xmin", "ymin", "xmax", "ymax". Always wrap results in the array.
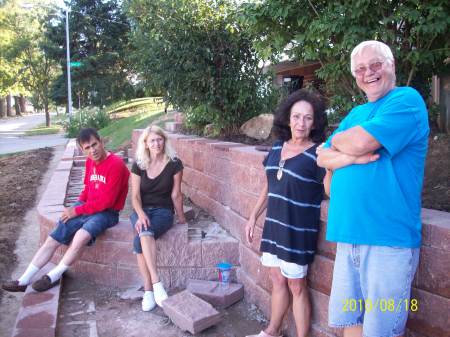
[
  {"xmin": 6, "ymin": 94, "xmax": 12, "ymax": 116},
  {"xmin": 14, "ymin": 96, "xmax": 22, "ymax": 116},
  {"xmin": 19, "ymin": 95, "xmax": 26, "ymax": 113},
  {"xmin": 0, "ymin": 97, "xmax": 5, "ymax": 118},
  {"xmin": 44, "ymin": 99, "xmax": 50, "ymax": 127}
]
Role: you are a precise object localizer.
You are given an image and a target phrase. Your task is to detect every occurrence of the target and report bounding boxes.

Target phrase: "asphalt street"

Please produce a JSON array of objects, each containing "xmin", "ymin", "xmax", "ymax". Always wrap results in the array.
[{"xmin": 0, "ymin": 113, "xmax": 67, "ymax": 155}]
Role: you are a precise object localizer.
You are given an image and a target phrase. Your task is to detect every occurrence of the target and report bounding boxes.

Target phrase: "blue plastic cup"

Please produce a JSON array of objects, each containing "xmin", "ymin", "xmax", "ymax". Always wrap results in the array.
[{"xmin": 216, "ymin": 262, "xmax": 232, "ymax": 287}]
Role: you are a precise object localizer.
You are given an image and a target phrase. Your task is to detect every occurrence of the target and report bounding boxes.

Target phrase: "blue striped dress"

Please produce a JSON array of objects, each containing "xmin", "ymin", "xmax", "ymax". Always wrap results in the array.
[{"xmin": 260, "ymin": 140, "xmax": 325, "ymax": 265}]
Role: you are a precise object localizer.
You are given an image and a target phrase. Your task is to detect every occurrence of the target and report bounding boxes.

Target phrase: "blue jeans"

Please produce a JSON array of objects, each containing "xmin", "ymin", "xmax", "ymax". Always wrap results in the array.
[
  {"xmin": 50, "ymin": 202, "xmax": 119, "ymax": 246},
  {"xmin": 328, "ymin": 243, "xmax": 420, "ymax": 337},
  {"xmin": 130, "ymin": 207, "xmax": 174, "ymax": 254}
]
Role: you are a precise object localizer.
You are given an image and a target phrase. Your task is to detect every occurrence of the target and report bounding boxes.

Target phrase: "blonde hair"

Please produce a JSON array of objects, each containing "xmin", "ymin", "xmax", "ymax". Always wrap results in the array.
[
  {"xmin": 350, "ymin": 40, "xmax": 395, "ymax": 77},
  {"xmin": 135, "ymin": 125, "xmax": 177, "ymax": 170}
]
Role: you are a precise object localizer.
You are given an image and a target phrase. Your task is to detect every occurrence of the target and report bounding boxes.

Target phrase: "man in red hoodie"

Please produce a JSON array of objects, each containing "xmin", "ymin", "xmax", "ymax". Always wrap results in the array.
[{"xmin": 2, "ymin": 128, "xmax": 130, "ymax": 292}]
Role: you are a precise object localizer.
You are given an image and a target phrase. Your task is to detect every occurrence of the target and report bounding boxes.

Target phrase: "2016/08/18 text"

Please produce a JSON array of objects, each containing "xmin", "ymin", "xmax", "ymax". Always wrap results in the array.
[{"xmin": 342, "ymin": 298, "xmax": 419, "ymax": 313}]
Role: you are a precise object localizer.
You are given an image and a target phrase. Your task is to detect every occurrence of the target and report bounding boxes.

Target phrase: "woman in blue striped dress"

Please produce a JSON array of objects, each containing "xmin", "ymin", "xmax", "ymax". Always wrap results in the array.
[{"xmin": 245, "ymin": 89, "xmax": 327, "ymax": 337}]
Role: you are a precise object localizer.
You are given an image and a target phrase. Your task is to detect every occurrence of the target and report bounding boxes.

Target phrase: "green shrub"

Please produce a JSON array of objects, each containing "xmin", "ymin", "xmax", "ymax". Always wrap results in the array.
[{"xmin": 63, "ymin": 107, "xmax": 111, "ymax": 138}]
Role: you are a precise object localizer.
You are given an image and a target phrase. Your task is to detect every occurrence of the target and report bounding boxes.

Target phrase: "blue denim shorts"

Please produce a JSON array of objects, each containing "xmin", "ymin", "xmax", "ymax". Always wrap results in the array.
[
  {"xmin": 130, "ymin": 207, "xmax": 174, "ymax": 254},
  {"xmin": 50, "ymin": 202, "xmax": 119, "ymax": 246},
  {"xmin": 328, "ymin": 243, "xmax": 420, "ymax": 337}
]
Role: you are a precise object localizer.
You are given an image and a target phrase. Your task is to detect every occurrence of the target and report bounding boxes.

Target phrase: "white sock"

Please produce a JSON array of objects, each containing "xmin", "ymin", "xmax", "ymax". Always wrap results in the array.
[
  {"xmin": 47, "ymin": 262, "xmax": 69, "ymax": 283},
  {"xmin": 18, "ymin": 263, "xmax": 39, "ymax": 286}
]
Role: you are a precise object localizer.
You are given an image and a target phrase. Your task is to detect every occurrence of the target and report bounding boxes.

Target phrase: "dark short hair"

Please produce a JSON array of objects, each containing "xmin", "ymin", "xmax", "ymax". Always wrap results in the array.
[
  {"xmin": 272, "ymin": 89, "xmax": 327, "ymax": 143},
  {"xmin": 77, "ymin": 128, "xmax": 101, "ymax": 146}
]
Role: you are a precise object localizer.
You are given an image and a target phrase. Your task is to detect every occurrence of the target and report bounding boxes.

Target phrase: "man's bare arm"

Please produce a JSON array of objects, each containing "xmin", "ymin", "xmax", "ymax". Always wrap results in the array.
[
  {"xmin": 317, "ymin": 146, "xmax": 379, "ymax": 171},
  {"xmin": 331, "ymin": 126, "xmax": 381, "ymax": 156}
]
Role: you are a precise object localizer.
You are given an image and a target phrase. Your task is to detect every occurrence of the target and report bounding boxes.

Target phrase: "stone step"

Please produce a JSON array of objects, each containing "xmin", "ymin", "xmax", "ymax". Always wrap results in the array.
[
  {"xmin": 11, "ymin": 263, "xmax": 61, "ymax": 337},
  {"xmin": 162, "ymin": 290, "xmax": 222, "ymax": 334},
  {"xmin": 186, "ymin": 279, "xmax": 244, "ymax": 309}
]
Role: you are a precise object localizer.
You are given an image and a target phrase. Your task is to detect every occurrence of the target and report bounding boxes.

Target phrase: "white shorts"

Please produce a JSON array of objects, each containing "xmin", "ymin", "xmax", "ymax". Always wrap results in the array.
[{"xmin": 260, "ymin": 252, "xmax": 308, "ymax": 279}]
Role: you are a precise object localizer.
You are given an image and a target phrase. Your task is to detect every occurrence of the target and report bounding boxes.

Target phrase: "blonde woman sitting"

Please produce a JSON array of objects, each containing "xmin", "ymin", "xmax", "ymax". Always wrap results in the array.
[{"xmin": 130, "ymin": 125, "xmax": 186, "ymax": 311}]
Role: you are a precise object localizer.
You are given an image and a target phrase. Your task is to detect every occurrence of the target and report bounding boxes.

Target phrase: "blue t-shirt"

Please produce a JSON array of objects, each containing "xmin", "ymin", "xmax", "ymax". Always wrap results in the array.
[{"xmin": 325, "ymin": 87, "xmax": 429, "ymax": 247}]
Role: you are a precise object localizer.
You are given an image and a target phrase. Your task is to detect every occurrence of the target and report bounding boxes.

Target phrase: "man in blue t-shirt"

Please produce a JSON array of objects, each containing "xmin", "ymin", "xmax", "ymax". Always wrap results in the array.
[{"xmin": 316, "ymin": 41, "xmax": 429, "ymax": 337}]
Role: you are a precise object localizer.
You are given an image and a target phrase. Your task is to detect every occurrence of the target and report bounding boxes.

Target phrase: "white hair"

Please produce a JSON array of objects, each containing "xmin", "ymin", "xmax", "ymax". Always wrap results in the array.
[
  {"xmin": 135, "ymin": 125, "xmax": 177, "ymax": 170},
  {"xmin": 350, "ymin": 40, "xmax": 395, "ymax": 76}
]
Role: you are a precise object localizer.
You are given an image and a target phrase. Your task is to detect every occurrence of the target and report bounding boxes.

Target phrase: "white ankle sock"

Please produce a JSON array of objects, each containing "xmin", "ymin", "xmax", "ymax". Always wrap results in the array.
[
  {"xmin": 47, "ymin": 262, "xmax": 69, "ymax": 283},
  {"xmin": 18, "ymin": 264, "xmax": 39, "ymax": 286}
]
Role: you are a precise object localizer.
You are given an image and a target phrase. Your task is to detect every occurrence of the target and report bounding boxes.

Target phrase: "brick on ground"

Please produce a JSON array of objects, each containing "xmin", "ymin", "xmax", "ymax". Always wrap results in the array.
[
  {"xmin": 186, "ymin": 279, "xmax": 244, "ymax": 309},
  {"xmin": 162, "ymin": 290, "xmax": 222, "ymax": 334},
  {"xmin": 12, "ymin": 263, "xmax": 61, "ymax": 337}
]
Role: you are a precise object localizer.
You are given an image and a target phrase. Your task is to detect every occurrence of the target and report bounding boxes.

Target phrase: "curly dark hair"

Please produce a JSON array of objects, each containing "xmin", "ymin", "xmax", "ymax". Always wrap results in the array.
[{"xmin": 272, "ymin": 89, "xmax": 327, "ymax": 143}]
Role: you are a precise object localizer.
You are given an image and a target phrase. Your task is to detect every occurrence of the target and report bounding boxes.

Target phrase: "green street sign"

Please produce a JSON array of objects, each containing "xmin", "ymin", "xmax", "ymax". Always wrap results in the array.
[{"xmin": 70, "ymin": 61, "xmax": 82, "ymax": 67}]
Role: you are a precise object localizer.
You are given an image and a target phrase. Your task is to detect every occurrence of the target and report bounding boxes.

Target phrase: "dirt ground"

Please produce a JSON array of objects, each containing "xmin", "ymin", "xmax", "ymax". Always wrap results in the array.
[
  {"xmin": 421, "ymin": 133, "xmax": 450, "ymax": 212},
  {"xmin": 57, "ymin": 276, "xmax": 266, "ymax": 337},
  {"xmin": 0, "ymin": 148, "xmax": 53, "ymax": 299}
]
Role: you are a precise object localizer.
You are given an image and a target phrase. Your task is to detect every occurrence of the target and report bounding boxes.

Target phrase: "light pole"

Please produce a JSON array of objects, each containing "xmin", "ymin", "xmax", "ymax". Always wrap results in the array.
[
  {"xmin": 21, "ymin": 2, "xmax": 72, "ymax": 118},
  {"xmin": 65, "ymin": 7, "xmax": 72, "ymax": 118}
]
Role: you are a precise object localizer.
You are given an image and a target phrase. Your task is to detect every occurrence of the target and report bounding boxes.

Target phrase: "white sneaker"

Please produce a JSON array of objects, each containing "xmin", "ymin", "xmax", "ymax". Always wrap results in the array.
[
  {"xmin": 153, "ymin": 282, "xmax": 168, "ymax": 307},
  {"xmin": 142, "ymin": 291, "xmax": 156, "ymax": 311}
]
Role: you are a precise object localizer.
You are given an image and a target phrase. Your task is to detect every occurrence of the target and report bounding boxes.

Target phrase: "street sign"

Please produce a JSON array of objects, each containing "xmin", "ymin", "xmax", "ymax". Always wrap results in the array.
[{"xmin": 69, "ymin": 61, "xmax": 82, "ymax": 67}]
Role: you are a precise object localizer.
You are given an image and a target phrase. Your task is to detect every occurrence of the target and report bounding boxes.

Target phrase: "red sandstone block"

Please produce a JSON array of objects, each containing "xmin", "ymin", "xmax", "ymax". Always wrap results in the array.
[
  {"xmin": 415, "ymin": 246, "xmax": 450, "ymax": 298},
  {"xmin": 229, "ymin": 146, "xmax": 267, "ymax": 168},
  {"xmin": 12, "ymin": 264, "xmax": 60, "ymax": 337},
  {"xmin": 169, "ymin": 267, "xmax": 218, "ymax": 289},
  {"xmin": 237, "ymin": 269, "xmax": 271, "ymax": 318},
  {"xmin": 407, "ymin": 288, "xmax": 450, "ymax": 336},
  {"xmin": 239, "ymin": 244, "xmax": 272, "ymax": 293},
  {"xmin": 308, "ymin": 255, "xmax": 334, "ymax": 296},
  {"xmin": 100, "ymin": 220, "xmax": 134, "ymax": 242},
  {"xmin": 223, "ymin": 209, "xmax": 246, "ymax": 244},
  {"xmin": 186, "ymin": 279, "xmax": 244, "ymax": 308},
  {"xmin": 320, "ymin": 200, "xmax": 329, "ymax": 223},
  {"xmin": 117, "ymin": 265, "xmax": 170, "ymax": 288},
  {"xmin": 209, "ymin": 142, "xmax": 244, "ymax": 159},
  {"xmin": 69, "ymin": 261, "xmax": 117, "ymax": 287},
  {"xmin": 55, "ymin": 160, "xmax": 73, "ymax": 171},
  {"xmin": 157, "ymin": 234, "xmax": 202, "ymax": 268},
  {"xmin": 201, "ymin": 237, "xmax": 239, "ymax": 267},
  {"xmin": 163, "ymin": 290, "xmax": 222, "ymax": 334},
  {"xmin": 204, "ymin": 156, "xmax": 231, "ymax": 181},
  {"xmin": 165, "ymin": 121, "xmax": 183, "ymax": 132},
  {"xmin": 317, "ymin": 221, "xmax": 336, "ymax": 260},
  {"xmin": 13, "ymin": 327, "xmax": 55, "ymax": 337},
  {"xmin": 94, "ymin": 240, "xmax": 136, "ymax": 266},
  {"xmin": 310, "ymin": 288, "xmax": 333, "ymax": 332},
  {"xmin": 229, "ymin": 162, "xmax": 265, "ymax": 196},
  {"xmin": 248, "ymin": 224, "xmax": 263, "ymax": 254},
  {"xmin": 229, "ymin": 189, "xmax": 258, "ymax": 219},
  {"xmin": 310, "ymin": 323, "xmax": 340, "ymax": 337},
  {"xmin": 421, "ymin": 208, "xmax": 450, "ymax": 251}
]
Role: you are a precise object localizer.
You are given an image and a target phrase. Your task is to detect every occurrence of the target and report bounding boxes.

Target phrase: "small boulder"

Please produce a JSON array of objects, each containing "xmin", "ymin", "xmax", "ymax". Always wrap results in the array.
[{"xmin": 240, "ymin": 113, "xmax": 273, "ymax": 140}]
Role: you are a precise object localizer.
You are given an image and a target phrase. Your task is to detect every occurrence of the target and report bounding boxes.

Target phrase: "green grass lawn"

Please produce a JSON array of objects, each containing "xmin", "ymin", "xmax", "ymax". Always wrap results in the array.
[
  {"xmin": 25, "ymin": 125, "xmax": 62, "ymax": 136},
  {"xmin": 108, "ymin": 97, "xmax": 164, "ymax": 114},
  {"xmin": 99, "ymin": 108, "xmax": 165, "ymax": 150}
]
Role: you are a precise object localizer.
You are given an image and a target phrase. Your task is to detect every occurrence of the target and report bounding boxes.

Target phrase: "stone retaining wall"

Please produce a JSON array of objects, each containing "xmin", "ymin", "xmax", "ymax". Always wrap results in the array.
[
  {"xmin": 131, "ymin": 130, "xmax": 450, "ymax": 337},
  {"xmin": 37, "ymin": 139, "xmax": 240, "ymax": 290}
]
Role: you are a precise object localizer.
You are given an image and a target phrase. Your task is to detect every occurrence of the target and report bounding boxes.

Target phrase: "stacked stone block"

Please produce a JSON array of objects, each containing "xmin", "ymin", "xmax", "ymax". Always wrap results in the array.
[{"xmin": 131, "ymin": 130, "xmax": 450, "ymax": 337}]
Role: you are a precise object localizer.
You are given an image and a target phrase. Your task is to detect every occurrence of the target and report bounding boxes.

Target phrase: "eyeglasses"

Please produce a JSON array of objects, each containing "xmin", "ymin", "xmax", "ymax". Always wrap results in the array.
[
  {"xmin": 354, "ymin": 61, "xmax": 384, "ymax": 76},
  {"xmin": 277, "ymin": 159, "xmax": 285, "ymax": 180}
]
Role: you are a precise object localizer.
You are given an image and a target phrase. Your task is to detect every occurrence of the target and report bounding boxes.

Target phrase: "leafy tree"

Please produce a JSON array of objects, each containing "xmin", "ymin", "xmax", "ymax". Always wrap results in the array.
[
  {"xmin": 126, "ymin": 0, "xmax": 278, "ymax": 134},
  {"xmin": 45, "ymin": 0, "xmax": 133, "ymax": 109},
  {"xmin": 241, "ymin": 0, "xmax": 450, "ymax": 121},
  {"xmin": 0, "ymin": 0, "xmax": 60, "ymax": 124}
]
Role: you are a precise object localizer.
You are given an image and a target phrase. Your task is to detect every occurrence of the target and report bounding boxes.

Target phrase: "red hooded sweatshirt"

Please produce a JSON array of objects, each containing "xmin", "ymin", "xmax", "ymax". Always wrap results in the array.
[{"xmin": 75, "ymin": 152, "xmax": 130, "ymax": 215}]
